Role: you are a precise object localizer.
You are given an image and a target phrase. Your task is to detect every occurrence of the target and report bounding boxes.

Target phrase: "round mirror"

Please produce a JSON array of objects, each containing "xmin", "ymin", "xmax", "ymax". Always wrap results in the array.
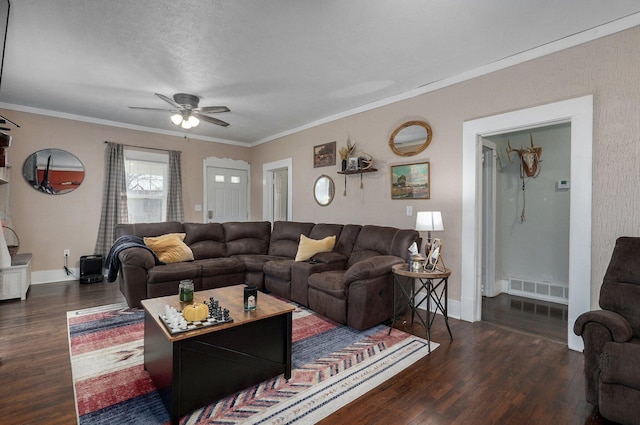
[
  {"xmin": 389, "ymin": 120, "xmax": 433, "ymax": 156},
  {"xmin": 314, "ymin": 174, "xmax": 335, "ymax": 206},
  {"xmin": 23, "ymin": 149, "xmax": 85, "ymax": 194}
]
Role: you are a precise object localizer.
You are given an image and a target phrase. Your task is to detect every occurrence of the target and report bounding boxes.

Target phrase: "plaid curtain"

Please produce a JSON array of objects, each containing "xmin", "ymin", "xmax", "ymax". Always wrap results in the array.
[
  {"xmin": 94, "ymin": 142, "xmax": 128, "ymax": 257},
  {"xmin": 166, "ymin": 150, "xmax": 184, "ymax": 222}
]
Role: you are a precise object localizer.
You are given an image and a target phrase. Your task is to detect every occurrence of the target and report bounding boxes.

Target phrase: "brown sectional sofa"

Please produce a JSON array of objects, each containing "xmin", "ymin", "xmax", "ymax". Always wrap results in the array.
[{"xmin": 112, "ymin": 220, "xmax": 417, "ymax": 330}]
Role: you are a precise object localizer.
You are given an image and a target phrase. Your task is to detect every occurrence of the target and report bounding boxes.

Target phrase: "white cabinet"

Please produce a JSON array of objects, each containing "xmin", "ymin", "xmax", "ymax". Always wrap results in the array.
[{"xmin": 0, "ymin": 253, "xmax": 32, "ymax": 300}]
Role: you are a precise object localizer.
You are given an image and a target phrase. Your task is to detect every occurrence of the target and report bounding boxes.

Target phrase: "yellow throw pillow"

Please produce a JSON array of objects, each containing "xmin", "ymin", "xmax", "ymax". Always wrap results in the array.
[
  {"xmin": 143, "ymin": 233, "xmax": 194, "ymax": 264},
  {"xmin": 294, "ymin": 234, "xmax": 336, "ymax": 262}
]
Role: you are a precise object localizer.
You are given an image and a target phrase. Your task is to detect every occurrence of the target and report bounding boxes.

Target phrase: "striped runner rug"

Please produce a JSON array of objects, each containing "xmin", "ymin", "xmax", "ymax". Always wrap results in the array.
[{"xmin": 68, "ymin": 301, "xmax": 437, "ymax": 424}]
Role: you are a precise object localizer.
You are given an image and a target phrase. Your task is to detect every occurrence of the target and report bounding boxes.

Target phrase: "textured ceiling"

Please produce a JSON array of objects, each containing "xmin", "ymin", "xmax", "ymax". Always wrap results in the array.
[{"xmin": 1, "ymin": 1, "xmax": 639, "ymax": 145}]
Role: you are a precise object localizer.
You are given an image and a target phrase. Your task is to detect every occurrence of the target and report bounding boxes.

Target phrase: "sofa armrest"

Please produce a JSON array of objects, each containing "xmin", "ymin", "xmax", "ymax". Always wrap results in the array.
[
  {"xmin": 118, "ymin": 247, "xmax": 157, "ymax": 270},
  {"xmin": 574, "ymin": 310, "xmax": 633, "ymax": 343},
  {"xmin": 311, "ymin": 251, "xmax": 348, "ymax": 265},
  {"xmin": 601, "ymin": 341, "xmax": 640, "ymax": 390},
  {"xmin": 343, "ymin": 255, "xmax": 404, "ymax": 285}
]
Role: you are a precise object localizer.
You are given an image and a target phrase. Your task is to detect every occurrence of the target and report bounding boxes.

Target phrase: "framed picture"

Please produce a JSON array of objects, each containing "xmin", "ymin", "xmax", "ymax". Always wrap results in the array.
[
  {"xmin": 347, "ymin": 156, "xmax": 359, "ymax": 171},
  {"xmin": 391, "ymin": 161, "xmax": 430, "ymax": 199},
  {"xmin": 425, "ymin": 238, "xmax": 442, "ymax": 272},
  {"xmin": 313, "ymin": 141, "xmax": 336, "ymax": 168}
]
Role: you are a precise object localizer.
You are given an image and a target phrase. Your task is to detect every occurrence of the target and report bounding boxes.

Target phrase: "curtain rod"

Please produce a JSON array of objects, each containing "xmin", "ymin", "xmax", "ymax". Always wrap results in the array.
[{"xmin": 104, "ymin": 141, "xmax": 181, "ymax": 154}]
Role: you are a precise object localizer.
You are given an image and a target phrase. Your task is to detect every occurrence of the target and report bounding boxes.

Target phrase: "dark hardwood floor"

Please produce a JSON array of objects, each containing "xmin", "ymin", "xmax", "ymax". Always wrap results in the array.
[
  {"xmin": 0, "ymin": 281, "xmax": 614, "ymax": 425},
  {"xmin": 482, "ymin": 293, "xmax": 568, "ymax": 343}
]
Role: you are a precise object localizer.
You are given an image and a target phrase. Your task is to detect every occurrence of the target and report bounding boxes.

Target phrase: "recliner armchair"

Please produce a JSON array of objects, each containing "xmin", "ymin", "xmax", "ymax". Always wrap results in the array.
[{"xmin": 574, "ymin": 236, "xmax": 640, "ymax": 425}]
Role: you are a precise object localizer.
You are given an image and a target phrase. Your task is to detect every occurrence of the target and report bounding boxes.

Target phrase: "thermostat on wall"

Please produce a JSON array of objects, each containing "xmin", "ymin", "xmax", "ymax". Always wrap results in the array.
[{"xmin": 557, "ymin": 179, "xmax": 570, "ymax": 190}]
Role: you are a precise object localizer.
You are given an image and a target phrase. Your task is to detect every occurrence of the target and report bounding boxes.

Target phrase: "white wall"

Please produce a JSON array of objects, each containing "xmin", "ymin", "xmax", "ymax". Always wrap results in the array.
[
  {"xmin": 251, "ymin": 25, "xmax": 640, "ymax": 311},
  {"xmin": 490, "ymin": 124, "xmax": 571, "ymax": 288}
]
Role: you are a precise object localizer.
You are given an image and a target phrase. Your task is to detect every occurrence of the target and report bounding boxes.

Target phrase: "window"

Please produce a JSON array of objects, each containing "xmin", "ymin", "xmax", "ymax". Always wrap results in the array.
[{"xmin": 124, "ymin": 149, "xmax": 168, "ymax": 223}]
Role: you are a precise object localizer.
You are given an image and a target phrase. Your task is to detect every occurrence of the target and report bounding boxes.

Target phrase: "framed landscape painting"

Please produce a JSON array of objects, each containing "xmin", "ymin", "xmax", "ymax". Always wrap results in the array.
[
  {"xmin": 391, "ymin": 162, "xmax": 430, "ymax": 199},
  {"xmin": 313, "ymin": 141, "xmax": 336, "ymax": 168}
]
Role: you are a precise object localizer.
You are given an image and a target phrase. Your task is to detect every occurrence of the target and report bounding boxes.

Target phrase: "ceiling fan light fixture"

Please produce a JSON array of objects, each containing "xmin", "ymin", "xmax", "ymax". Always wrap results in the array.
[
  {"xmin": 170, "ymin": 113, "xmax": 183, "ymax": 125},
  {"xmin": 187, "ymin": 115, "xmax": 199, "ymax": 128}
]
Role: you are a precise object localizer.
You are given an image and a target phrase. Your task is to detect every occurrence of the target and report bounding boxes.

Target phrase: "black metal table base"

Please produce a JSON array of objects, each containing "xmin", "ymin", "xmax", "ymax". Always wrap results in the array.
[{"xmin": 390, "ymin": 270, "xmax": 453, "ymax": 352}]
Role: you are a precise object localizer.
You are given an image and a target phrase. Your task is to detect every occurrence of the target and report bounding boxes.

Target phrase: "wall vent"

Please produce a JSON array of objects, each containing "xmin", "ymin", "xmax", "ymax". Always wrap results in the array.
[{"xmin": 509, "ymin": 277, "xmax": 568, "ymax": 305}]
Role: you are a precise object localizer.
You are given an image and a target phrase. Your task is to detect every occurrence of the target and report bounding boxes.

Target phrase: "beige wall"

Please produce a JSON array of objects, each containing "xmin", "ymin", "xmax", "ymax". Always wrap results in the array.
[
  {"xmin": 4, "ymin": 25, "xmax": 640, "ymax": 309},
  {"xmin": 4, "ymin": 110, "xmax": 249, "ymax": 276},
  {"xmin": 251, "ymin": 26, "xmax": 640, "ymax": 307}
]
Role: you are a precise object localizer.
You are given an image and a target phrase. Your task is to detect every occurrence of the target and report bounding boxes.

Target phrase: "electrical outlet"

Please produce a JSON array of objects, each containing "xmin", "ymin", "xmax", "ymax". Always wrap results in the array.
[
  {"xmin": 406, "ymin": 206, "xmax": 413, "ymax": 217},
  {"xmin": 64, "ymin": 249, "xmax": 70, "ymax": 258}
]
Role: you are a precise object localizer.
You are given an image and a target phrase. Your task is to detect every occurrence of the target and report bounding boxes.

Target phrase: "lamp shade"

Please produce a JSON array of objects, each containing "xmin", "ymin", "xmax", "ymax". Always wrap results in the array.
[{"xmin": 415, "ymin": 211, "xmax": 444, "ymax": 232}]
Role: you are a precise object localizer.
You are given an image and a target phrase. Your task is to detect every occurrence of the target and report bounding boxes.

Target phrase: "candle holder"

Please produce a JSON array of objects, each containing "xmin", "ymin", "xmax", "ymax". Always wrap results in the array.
[
  {"xmin": 244, "ymin": 285, "xmax": 258, "ymax": 310},
  {"xmin": 179, "ymin": 279, "xmax": 194, "ymax": 302}
]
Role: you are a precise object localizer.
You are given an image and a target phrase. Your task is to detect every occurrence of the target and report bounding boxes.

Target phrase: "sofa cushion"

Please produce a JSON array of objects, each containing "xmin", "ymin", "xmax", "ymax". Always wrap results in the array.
[
  {"xmin": 197, "ymin": 257, "xmax": 245, "ymax": 277},
  {"xmin": 147, "ymin": 262, "xmax": 200, "ymax": 284},
  {"xmin": 143, "ymin": 233, "xmax": 194, "ymax": 263},
  {"xmin": 116, "ymin": 221, "xmax": 184, "ymax": 239},
  {"xmin": 235, "ymin": 254, "xmax": 288, "ymax": 272},
  {"xmin": 264, "ymin": 259, "xmax": 294, "ymax": 280},
  {"xmin": 334, "ymin": 224, "xmax": 361, "ymax": 257},
  {"xmin": 309, "ymin": 223, "xmax": 344, "ymax": 240},
  {"xmin": 183, "ymin": 222, "xmax": 226, "ymax": 259},
  {"xmin": 223, "ymin": 221, "xmax": 271, "ymax": 255},
  {"xmin": 348, "ymin": 225, "xmax": 397, "ymax": 267},
  {"xmin": 268, "ymin": 221, "xmax": 315, "ymax": 257},
  {"xmin": 294, "ymin": 234, "xmax": 336, "ymax": 261},
  {"xmin": 308, "ymin": 270, "xmax": 347, "ymax": 300}
]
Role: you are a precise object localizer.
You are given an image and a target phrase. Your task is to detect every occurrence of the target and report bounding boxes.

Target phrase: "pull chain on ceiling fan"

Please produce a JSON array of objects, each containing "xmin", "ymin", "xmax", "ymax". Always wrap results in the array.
[{"xmin": 129, "ymin": 93, "xmax": 230, "ymax": 128}]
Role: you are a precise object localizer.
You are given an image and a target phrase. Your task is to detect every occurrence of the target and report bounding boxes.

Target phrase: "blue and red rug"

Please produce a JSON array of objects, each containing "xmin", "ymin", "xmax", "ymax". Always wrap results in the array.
[{"xmin": 67, "ymin": 301, "xmax": 436, "ymax": 424}]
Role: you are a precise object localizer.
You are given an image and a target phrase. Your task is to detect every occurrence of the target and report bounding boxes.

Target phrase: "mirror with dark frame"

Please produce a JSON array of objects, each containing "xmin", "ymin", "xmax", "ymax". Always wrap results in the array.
[
  {"xmin": 23, "ymin": 149, "xmax": 85, "ymax": 194},
  {"xmin": 389, "ymin": 120, "xmax": 433, "ymax": 156},
  {"xmin": 313, "ymin": 174, "xmax": 335, "ymax": 206}
]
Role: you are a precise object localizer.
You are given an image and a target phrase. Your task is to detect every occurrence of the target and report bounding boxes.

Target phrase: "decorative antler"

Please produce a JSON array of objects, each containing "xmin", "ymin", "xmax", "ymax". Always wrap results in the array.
[{"xmin": 505, "ymin": 134, "xmax": 543, "ymax": 223}]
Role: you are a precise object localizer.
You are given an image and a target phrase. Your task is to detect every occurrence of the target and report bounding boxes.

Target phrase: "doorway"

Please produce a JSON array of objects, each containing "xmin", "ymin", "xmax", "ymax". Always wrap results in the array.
[
  {"xmin": 461, "ymin": 95, "xmax": 593, "ymax": 351},
  {"xmin": 480, "ymin": 125, "xmax": 571, "ymax": 342},
  {"xmin": 263, "ymin": 158, "xmax": 293, "ymax": 222}
]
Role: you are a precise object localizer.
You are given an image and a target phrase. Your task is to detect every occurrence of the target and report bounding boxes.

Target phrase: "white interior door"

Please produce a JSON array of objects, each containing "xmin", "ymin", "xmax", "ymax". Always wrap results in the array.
[
  {"xmin": 263, "ymin": 158, "xmax": 293, "ymax": 222},
  {"xmin": 206, "ymin": 167, "xmax": 248, "ymax": 222},
  {"xmin": 481, "ymin": 141, "xmax": 497, "ymax": 297},
  {"xmin": 272, "ymin": 168, "xmax": 289, "ymax": 221}
]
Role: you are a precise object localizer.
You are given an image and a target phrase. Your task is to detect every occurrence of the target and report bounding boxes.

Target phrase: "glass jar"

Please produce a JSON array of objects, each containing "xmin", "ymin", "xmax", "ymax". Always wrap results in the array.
[
  {"xmin": 179, "ymin": 279, "xmax": 194, "ymax": 302},
  {"xmin": 244, "ymin": 285, "xmax": 258, "ymax": 311}
]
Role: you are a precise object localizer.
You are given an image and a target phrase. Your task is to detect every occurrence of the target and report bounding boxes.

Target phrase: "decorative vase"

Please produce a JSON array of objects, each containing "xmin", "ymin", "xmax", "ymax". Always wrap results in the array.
[{"xmin": 341, "ymin": 159, "xmax": 347, "ymax": 171}]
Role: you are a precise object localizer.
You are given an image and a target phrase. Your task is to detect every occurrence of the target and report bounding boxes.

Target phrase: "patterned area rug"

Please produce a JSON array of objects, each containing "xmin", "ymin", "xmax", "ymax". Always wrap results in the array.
[{"xmin": 68, "ymin": 301, "xmax": 437, "ymax": 424}]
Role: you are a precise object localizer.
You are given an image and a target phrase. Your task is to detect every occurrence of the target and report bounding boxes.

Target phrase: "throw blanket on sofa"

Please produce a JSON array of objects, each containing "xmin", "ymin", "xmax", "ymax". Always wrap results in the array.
[{"xmin": 105, "ymin": 235, "xmax": 164, "ymax": 282}]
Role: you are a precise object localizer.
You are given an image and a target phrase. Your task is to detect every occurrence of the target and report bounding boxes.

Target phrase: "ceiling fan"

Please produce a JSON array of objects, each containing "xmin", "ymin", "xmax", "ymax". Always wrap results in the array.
[{"xmin": 129, "ymin": 93, "xmax": 230, "ymax": 129}]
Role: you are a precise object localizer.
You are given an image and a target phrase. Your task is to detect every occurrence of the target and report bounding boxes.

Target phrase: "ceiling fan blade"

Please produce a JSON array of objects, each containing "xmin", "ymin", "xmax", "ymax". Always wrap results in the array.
[
  {"xmin": 196, "ymin": 106, "xmax": 230, "ymax": 114},
  {"xmin": 155, "ymin": 93, "xmax": 183, "ymax": 109},
  {"xmin": 0, "ymin": 114, "xmax": 19, "ymax": 128},
  {"xmin": 193, "ymin": 111, "xmax": 230, "ymax": 127},
  {"xmin": 129, "ymin": 107, "xmax": 177, "ymax": 112}
]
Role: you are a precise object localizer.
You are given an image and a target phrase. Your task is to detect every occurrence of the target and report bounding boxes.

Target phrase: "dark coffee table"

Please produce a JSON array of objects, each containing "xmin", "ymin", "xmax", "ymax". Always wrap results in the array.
[{"xmin": 141, "ymin": 284, "xmax": 295, "ymax": 425}]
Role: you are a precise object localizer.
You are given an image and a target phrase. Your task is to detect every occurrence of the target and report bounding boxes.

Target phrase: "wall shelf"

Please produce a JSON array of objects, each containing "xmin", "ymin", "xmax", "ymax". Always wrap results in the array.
[
  {"xmin": 338, "ymin": 168, "xmax": 377, "ymax": 195},
  {"xmin": 337, "ymin": 168, "xmax": 377, "ymax": 175}
]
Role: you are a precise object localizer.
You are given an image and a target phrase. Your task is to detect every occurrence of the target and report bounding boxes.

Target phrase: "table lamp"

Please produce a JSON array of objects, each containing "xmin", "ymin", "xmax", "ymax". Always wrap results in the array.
[{"xmin": 415, "ymin": 211, "xmax": 444, "ymax": 255}]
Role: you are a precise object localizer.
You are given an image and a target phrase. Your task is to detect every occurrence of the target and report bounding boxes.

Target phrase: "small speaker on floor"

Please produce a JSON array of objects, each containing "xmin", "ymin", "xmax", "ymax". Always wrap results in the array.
[{"xmin": 80, "ymin": 255, "xmax": 104, "ymax": 284}]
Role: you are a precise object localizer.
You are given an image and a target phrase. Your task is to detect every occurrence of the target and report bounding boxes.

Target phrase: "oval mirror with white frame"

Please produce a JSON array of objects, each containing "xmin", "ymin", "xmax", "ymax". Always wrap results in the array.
[
  {"xmin": 23, "ymin": 148, "xmax": 85, "ymax": 194},
  {"xmin": 389, "ymin": 120, "xmax": 433, "ymax": 156},
  {"xmin": 314, "ymin": 174, "xmax": 335, "ymax": 206}
]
